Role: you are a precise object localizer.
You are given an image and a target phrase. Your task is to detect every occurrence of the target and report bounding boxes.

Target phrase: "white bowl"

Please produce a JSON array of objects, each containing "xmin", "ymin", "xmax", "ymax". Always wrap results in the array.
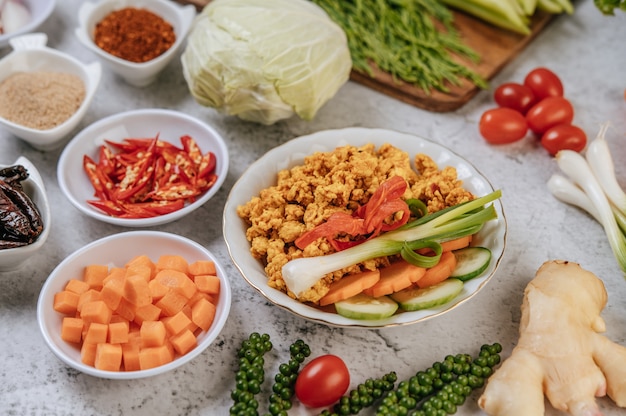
[
  {"xmin": 0, "ymin": 33, "xmax": 101, "ymax": 151},
  {"xmin": 0, "ymin": 0, "xmax": 56, "ymax": 48},
  {"xmin": 224, "ymin": 128, "xmax": 508, "ymax": 328},
  {"xmin": 37, "ymin": 230, "xmax": 232, "ymax": 379},
  {"xmin": 75, "ymin": 0, "xmax": 196, "ymax": 87},
  {"xmin": 0, "ymin": 156, "xmax": 51, "ymax": 271},
  {"xmin": 57, "ymin": 108, "xmax": 229, "ymax": 227}
]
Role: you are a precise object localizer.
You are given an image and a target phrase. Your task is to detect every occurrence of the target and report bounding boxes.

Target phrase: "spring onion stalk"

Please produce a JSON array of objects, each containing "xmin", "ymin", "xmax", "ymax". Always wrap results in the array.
[
  {"xmin": 282, "ymin": 190, "xmax": 501, "ymax": 297},
  {"xmin": 441, "ymin": 0, "xmax": 531, "ymax": 35},
  {"xmin": 586, "ymin": 122, "xmax": 626, "ymax": 215},
  {"xmin": 547, "ymin": 174, "xmax": 602, "ymax": 223},
  {"xmin": 554, "ymin": 150, "xmax": 626, "ymax": 273}
]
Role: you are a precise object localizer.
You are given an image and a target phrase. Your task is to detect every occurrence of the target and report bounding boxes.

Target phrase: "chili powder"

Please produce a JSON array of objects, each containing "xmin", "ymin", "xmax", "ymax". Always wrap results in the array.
[{"xmin": 94, "ymin": 7, "xmax": 176, "ymax": 63}]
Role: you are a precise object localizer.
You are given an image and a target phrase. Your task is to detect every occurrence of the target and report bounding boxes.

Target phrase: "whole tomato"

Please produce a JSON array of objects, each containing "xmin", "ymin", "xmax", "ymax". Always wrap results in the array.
[
  {"xmin": 541, "ymin": 124, "xmax": 587, "ymax": 156},
  {"xmin": 526, "ymin": 96, "xmax": 574, "ymax": 135},
  {"xmin": 523, "ymin": 67, "xmax": 564, "ymax": 101},
  {"xmin": 494, "ymin": 82, "xmax": 536, "ymax": 114},
  {"xmin": 479, "ymin": 107, "xmax": 528, "ymax": 144},
  {"xmin": 295, "ymin": 354, "xmax": 350, "ymax": 408}
]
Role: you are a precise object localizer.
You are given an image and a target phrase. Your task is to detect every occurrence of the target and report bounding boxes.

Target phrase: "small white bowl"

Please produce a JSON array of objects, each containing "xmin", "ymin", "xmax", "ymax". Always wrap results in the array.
[
  {"xmin": 0, "ymin": 156, "xmax": 51, "ymax": 272},
  {"xmin": 57, "ymin": 108, "xmax": 229, "ymax": 227},
  {"xmin": 37, "ymin": 230, "xmax": 232, "ymax": 379},
  {"xmin": 0, "ymin": 33, "xmax": 101, "ymax": 151},
  {"xmin": 0, "ymin": 0, "xmax": 56, "ymax": 49},
  {"xmin": 75, "ymin": 0, "xmax": 196, "ymax": 87}
]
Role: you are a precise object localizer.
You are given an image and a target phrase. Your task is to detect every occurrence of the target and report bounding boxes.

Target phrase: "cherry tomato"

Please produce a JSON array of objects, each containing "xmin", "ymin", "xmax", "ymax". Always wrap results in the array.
[
  {"xmin": 523, "ymin": 67, "xmax": 564, "ymax": 101},
  {"xmin": 541, "ymin": 124, "xmax": 587, "ymax": 156},
  {"xmin": 526, "ymin": 96, "xmax": 574, "ymax": 134},
  {"xmin": 494, "ymin": 82, "xmax": 536, "ymax": 114},
  {"xmin": 479, "ymin": 107, "xmax": 528, "ymax": 144},
  {"xmin": 295, "ymin": 355, "xmax": 350, "ymax": 408}
]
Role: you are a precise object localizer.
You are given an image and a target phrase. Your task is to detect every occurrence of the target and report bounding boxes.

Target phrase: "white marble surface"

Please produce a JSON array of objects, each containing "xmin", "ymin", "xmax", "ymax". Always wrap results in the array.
[{"xmin": 1, "ymin": 1, "xmax": 626, "ymax": 415}]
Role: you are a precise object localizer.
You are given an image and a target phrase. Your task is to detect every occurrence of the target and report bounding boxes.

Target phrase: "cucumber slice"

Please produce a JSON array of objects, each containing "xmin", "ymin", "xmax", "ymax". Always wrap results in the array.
[
  {"xmin": 390, "ymin": 279, "xmax": 463, "ymax": 311},
  {"xmin": 334, "ymin": 293, "xmax": 399, "ymax": 320},
  {"xmin": 450, "ymin": 247, "xmax": 491, "ymax": 281}
]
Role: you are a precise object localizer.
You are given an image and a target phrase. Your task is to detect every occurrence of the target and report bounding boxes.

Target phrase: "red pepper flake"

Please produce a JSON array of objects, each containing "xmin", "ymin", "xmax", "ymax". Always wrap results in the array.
[
  {"xmin": 94, "ymin": 7, "xmax": 176, "ymax": 63},
  {"xmin": 83, "ymin": 135, "xmax": 218, "ymax": 219}
]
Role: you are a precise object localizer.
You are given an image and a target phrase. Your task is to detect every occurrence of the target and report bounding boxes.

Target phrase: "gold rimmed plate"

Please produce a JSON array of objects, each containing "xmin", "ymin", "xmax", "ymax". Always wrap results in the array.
[{"xmin": 223, "ymin": 128, "xmax": 507, "ymax": 328}]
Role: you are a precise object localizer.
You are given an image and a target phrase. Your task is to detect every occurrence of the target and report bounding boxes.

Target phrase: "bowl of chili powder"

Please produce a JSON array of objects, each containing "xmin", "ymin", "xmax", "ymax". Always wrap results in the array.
[{"xmin": 75, "ymin": 0, "xmax": 196, "ymax": 87}]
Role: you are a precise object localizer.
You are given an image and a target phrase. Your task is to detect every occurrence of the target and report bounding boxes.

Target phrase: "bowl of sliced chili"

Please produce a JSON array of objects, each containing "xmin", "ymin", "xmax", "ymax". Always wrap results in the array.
[
  {"xmin": 57, "ymin": 108, "xmax": 229, "ymax": 227},
  {"xmin": 75, "ymin": 0, "xmax": 196, "ymax": 87}
]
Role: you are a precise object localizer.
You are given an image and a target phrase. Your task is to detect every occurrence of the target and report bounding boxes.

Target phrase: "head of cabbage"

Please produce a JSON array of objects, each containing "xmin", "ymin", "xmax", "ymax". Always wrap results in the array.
[{"xmin": 181, "ymin": 0, "xmax": 352, "ymax": 125}]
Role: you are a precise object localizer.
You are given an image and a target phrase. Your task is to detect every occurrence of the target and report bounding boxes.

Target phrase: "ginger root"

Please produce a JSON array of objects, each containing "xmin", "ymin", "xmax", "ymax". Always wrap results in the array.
[{"xmin": 478, "ymin": 260, "xmax": 626, "ymax": 416}]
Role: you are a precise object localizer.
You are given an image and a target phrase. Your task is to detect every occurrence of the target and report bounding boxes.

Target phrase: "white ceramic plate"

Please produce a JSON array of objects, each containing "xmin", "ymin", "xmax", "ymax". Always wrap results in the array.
[
  {"xmin": 57, "ymin": 109, "xmax": 229, "ymax": 227},
  {"xmin": 37, "ymin": 231, "xmax": 232, "ymax": 379},
  {"xmin": 223, "ymin": 128, "xmax": 507, "ymax": 328}
]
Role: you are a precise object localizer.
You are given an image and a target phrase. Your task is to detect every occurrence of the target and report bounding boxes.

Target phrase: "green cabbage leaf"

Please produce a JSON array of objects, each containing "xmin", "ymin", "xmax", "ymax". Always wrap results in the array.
[{"xmin": 181, "ymin": 0, "xmax": 352, "ymax": 125}]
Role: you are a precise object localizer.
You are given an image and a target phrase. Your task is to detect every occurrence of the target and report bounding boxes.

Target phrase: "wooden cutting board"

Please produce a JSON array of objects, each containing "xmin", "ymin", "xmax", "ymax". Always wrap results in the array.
[{"xmin": 174, "ymin": 1, "xmax": 556, "ymax": 112}]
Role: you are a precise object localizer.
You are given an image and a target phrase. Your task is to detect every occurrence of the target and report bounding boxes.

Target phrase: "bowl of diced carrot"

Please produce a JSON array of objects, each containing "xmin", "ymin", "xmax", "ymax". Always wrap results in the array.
[{"xmin": 36, "ymin": 230, "xmax": 231, "ymax": 379}]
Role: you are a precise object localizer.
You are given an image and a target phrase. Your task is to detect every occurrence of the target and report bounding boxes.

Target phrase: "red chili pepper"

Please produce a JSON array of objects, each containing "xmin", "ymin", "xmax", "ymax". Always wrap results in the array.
[
  {"xmin": 84, "ymin": 134, "xmax": 219, "ymax": 219},
  {"xmin": 295, "ymin": 176, "xmax": 411, "ymax": 251}
]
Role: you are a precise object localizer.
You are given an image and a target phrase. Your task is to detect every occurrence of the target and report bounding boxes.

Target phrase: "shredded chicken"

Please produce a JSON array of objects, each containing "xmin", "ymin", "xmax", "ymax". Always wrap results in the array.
[{"xmin": 236, "ymin": 143, "xmax": 473, "ymax": 303}]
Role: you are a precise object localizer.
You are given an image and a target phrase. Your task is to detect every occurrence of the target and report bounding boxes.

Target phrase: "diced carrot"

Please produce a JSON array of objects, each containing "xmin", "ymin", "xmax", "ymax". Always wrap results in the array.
[
  {"xmin": 126, "ymin": 264, "xmax": 152, "ymax": 282},
  {"xmin": 139, "ymin": 345, "xmax": 173, "ymax": 370},
  {"xmin": 123, "ymin": 274, "xmax": 152, "ymax": 307},
  {"xmin": 125, "ymin": 255, "xmax": 156, "ymax": 278},
  {"xmin": 102, "ymin": 267, "xmax": 125, "ymax": 286},
  {"xmin": 319, "ymin": 270, "xmax": 381, "ymax": 307},
  {"xmin": 363, "ymin": 260, "xmax": 426, "ymax": 298},
  {"xmin": 155, "ymin": 269, "xmax": 197, "ymax": 299},
  {"xmin": 121, "ymin": 331, "xmax": 142, "ymax": 371},
  {"xmin": 114, "ymin": 297, "xmax": 136, "ymax": 322},
  {"xmin": 133, "ymin": 303, "xmax": 162, "ymax": 326},
  {"xmin": 194, "ymin": 274, "xmax": 220, "ymax": 295},
  {"xmin": 416, "ymin": 251, "xmax": 458, "ymax": 289},
  {"xmin": 54, "ymin": 290, "xmax": 80, "ymax": 315},
  {"xmin": 81, "ymin": 342, "xmax": 97, "ymax": 366},
  {"xmin": 156, "ymin": 254, "xmax": 188, "ymax": 274},
  {"xmin": 100, "ymin": 277, "xmax": 125, "ymax": 310},
  {"xmin": 77, "ymin": 289, "xmax": 102, "ymax": 313},
  {"xmin": 80, "ymin": 300, "xmax": 113, "ymax": 324},
  {"xmin": 188, "ymin": 260, "xmax": 216, "ymax": 277},
  {"xmin": 84, "ymin": 322, "xmax": 108, "ymax": 344},
  {"xmin": 155, "ymin": 290, "xmax": 188, "ymax": 317},
  {"xmin": 191, "ymin": 297, "xmax": 216, "ymax": 331},
  {"xmin": 61, "ymin": 317, "xmax": 84, "ymax": 344},
  {"xmin": 187, "ymin": 291, "xmax": 216, "ymax": 308},
  {"xmin": 161, "ymin": 310, "xmax": 192, "ymax": 336},
  {"xmin": 170, "ymin": 329, "xmax": 197, "ymax": 356},
  {"xmin": 94, "ymin": 343, "xmax": 123, "ymax": 371},
  {"xmin": 140, "ymin": 320, "xmax": 167, "ymax": 348},
  {"xmin": 148, "ymin": 278, "xmax": 169, "ymax": 300},
  {"xmin": 64, "ymin": 279, "xmax": 90, "ymax": 295},
  {"xmin": 108, "ymin": 321, "xmax": 129, "ymax": 344},
  {"xmin": 440, "ymin": 235, "xmax": 472, "ymax": 252},
  {"xmin": 83, "ymin": 264, "xmax": 109, "ymax": 290}
]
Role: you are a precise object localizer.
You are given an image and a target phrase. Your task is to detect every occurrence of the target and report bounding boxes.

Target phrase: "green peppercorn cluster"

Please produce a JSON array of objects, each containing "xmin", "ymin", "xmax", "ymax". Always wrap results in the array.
[
  {"xmin": 265, "ymin": 339, "xmax": 311, "ymax": 416},
  {"xmin": 229, "ymin": 333, "xmax": 311, "ymax": 416},
  {"xmin": 375, "ymin": 343, "xmax": 502, "ymax": 416},
  {"xmin": 320, "ymin": 372, "xmax": 398, "ymax": 416},
  {"xmin": 230, "ymin": 332, "xmax": 273, "ymax": 415}
]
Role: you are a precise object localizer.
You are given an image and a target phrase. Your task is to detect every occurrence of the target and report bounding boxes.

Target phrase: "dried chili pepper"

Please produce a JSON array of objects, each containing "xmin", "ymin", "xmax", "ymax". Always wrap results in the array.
[
  {"xmin": 0, "ymin": 165, "xmax": 44, "ymax": 249},
  {"xmin": 94, "ymin": 7, "xmax": 176, "ymax": 63},
  {"xmin": 83, "ymin": 135, "xmax": 219, "ymax": 219}
]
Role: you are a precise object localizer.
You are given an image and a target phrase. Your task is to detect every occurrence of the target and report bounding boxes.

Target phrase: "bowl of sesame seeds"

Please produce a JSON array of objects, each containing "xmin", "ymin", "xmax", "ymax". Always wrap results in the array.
[
  {"xmin": 0, "ymin": 33, "xmax": 102, "ymax": 151},
  {"xmin": 75, "ymin": 0, "xmax": 196, "ymax": 87}
]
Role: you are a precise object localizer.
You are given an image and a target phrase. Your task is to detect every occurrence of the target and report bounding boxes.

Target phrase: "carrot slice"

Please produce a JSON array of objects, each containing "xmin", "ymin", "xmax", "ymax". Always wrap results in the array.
[
  {"xmin": 156, "ymin": 255, "xmax": 188, "ymax": 274},
  {"xmin": 440, "ymin": 235, "xmax": 472, "ymax": 252},
  {"xmin": 363, "ymin": 260, "xmax": 426, "ymax": 298},
  {"xmin": 416, "ymin": 251, "xmax": 458, "ymax": 288},
  {"xmin": 94, "ymin": 343, "xmax": 123, "ymax": 371},
  {"xmin": 155, "ymin": 269, "xmax": 197, "ymax": 299},
  {"xmin": 188, "ymin": 260, "xmax": 216, "ymax": 277},
  {"xmin": 318, "ymin": 270, "xmax": 381, "ymax": 307},
  {"xmin": 61, "ymin": 317, "xmax": 84, "ymax": 344},
  {"xmin": 54, "ymin": 290, "xmax": 80, "ymax": 315}
]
